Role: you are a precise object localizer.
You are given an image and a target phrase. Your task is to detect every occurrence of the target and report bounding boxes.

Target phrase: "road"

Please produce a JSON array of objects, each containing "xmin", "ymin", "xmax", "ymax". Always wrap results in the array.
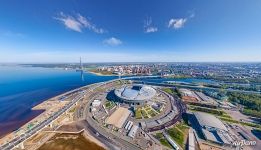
[
  {"xmin": 84, "ymin": 94, "xmax": 142, "ymax": 150},
  {"xmin": 147, "ymin": 89, "xmax": 187, "ymax": 132},
  {"xmin": 85, "ymin": 117, "xmax": 142, "ymax": 150},
  {"xmin": 81, "ymin": 120, "xmax": 121, "ymax": 150},
  {"xmin": 0, "ymin": 89, "xmax": 87, "ymax": 150}
]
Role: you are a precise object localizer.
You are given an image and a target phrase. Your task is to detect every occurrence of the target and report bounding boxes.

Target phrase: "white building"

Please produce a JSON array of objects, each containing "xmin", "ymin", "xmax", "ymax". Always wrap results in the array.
[
  {"xmin": 128, "ymin": 125, "xmax": 139, "ymax": 138},
  {"xmin": 92, "ymin": 99, "xmax": 101, "ymax": 107}
]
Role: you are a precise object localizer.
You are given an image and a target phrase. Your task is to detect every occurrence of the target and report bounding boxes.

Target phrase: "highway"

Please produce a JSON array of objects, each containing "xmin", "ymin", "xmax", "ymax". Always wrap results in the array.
[{"xmin": 0, "ymin": 89, "xmax": 88, "ymax": 150}]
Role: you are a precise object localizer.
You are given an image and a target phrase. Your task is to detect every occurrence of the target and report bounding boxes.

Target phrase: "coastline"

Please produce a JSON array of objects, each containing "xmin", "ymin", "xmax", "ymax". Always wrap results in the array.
[
  {"xmin": 87, "ymin": 70, "xmax": 118, "ymax": 76},
  {"xmin": 0, "ymin": 81, "xmax": 109, "ymax": 149},
  {"xmin": 0, "ymin": 66, "xmax": 117, "ymax": 140},
  {"xmin": 87, "ymin": 70, "xmax": 138, "ymax": 77}
]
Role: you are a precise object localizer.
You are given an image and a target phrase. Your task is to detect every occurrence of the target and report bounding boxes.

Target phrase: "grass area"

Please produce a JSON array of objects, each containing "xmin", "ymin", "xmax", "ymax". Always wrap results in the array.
[
  {"xmin": 176, "ymin": 122, "xmax": 190, "ymax": 132},
  {"xmin": 141, "ymin": 109, "xmax": 149, "ymax": 118},
  {"xmin": 135, "ymin": 108, "xmax": 142, "ymax": 119},
  {"xmin": 221, "ymin": 113, "xmax": 232, "ymax": 119},
  {"xmin": 144, "ymin": 105, "xmax": 151, "ymax": 111},
  {"xmin": 167, "ymin": 122, "xmax": 189, "ymax": 149},
  {"xmin": 135, "ymin": 105, "xmax": 159, "ymax": 119},
  {"xmin": 219, "ymin": 117, "xmax": 261, "ymax": 129},
  {"xmin": 162, "ymin": 88, "xmax": 181, "ymax": 98},
  {"xmin": 189, "ymin": 105, "xmax": 232, "ymax": 118},
  {"xmin": 163, "ymin": 88, "xmax": 174, "ymax": 95},
  {"xmin": 105, "ymin": 101, "xmax": 115, "ymax": 110},
  {"xmin": 227, "ymin": 92, "xmax": 261, "ymax": 118},
  {"xmin": 243, "ymin": 109, "xmax": 261, "ymax": 118},
  {"xmin": 167, "ymin": 127, "xmax": 184, "ymax": 148},
  {"xmin": 69, "ymin": 107, "xmax": 76, "ymax": 113},
  {"xmin": 154, "ymin": 133, "xmax": 172, "ymax": 149},
  {"xmin": 187, "ymin": 101, "xmax": 217, "ymax": 109},
  {"xmin": 147, "ymin": 110, "xmax": 157, "ymax": 117}
]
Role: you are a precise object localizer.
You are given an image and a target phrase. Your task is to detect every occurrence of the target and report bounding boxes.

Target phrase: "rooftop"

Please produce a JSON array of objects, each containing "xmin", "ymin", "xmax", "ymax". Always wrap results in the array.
[
  {"xmin": 106, "ymin": 107, "xmax": 131, "ymax": 128},
  {"xmin": 194, "ymin": 112, "xmax": 228, "ymax": 131},
  {"xmin": 115, "ymin": 85, "xmax": 156, "ymax": 101}
]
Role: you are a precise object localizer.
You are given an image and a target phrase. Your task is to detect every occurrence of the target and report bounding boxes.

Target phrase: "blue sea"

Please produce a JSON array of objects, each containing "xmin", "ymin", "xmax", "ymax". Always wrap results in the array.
[{"xmin": 0, "ymin": 65, "xmax": 116, "ymax": 137}]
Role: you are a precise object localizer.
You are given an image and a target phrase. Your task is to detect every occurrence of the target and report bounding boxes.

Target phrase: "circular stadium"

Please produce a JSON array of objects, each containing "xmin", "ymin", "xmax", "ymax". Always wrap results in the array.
[{"xmin": 114, "ymin": 84, "xmax": 156, "ymax": 105}]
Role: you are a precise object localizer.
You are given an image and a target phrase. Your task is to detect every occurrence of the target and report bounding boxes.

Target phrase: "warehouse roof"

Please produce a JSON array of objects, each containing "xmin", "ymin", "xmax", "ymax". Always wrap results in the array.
[{"xmin": 194, "ymin": 112, "xmax": 228, "ymax": 131}]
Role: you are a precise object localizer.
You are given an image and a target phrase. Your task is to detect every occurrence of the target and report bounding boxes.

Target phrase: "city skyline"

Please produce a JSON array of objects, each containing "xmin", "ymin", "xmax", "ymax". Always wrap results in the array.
[{"xmin": 0, "ymin": 0, "xmax": 261, "ymax": 63}]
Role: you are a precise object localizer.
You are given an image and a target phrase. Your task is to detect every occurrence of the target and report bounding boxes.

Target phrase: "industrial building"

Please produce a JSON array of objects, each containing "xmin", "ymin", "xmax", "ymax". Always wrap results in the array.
[
  {"xmin": 194, "ymin": 112, "xmax": 233, "ymax": 145},
  {"xmin": 114, "ymin": 84, "xmax": 156, "ymax": 105}
]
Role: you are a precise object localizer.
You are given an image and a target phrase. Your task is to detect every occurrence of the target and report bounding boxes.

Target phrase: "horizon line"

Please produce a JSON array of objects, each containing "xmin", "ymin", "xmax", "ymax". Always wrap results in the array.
[{"xmin": 1, "ymin": 61, "xmax": 261, "ymax": 64}]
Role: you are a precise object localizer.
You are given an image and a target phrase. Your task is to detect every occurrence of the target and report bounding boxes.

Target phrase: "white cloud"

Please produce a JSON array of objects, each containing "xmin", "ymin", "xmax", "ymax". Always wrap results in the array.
[
  {"xmin": 54, "ymin": 12, "xmax": 105, "ymax": 33},
  {"xmin": 54, "ymin": 12, "xmax": 82, "ymax": 32},
  {"xmin": 77, "ymin": 14, "xmax": 105, "ymax": 34},
  {"xmin": 144, "ymin": 17, "xmax": 158, "ymax": 33},
  {"xmin": 103, "ymin": 37, "xmax": 122, "ymax": 46},
  {"xmin": 168, "ymin": 18, "xmax": 187, "ymax": 29}
]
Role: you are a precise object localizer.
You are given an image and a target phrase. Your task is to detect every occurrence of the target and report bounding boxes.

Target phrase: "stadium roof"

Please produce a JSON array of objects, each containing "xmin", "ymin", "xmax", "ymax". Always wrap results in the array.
[{"xmin": 194, "ymin": 112, "xmax": 228, "ymax": 131}]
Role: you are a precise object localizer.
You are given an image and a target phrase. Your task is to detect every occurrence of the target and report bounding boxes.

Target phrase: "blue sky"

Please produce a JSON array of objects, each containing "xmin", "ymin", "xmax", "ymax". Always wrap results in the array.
[{"xmin": 0, "ymin": 0, "xmax": 261, "ymax": 63}]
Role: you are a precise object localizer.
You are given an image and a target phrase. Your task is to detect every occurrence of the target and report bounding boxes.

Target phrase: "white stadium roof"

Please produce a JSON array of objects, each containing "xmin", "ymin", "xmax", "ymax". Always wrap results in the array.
[{"xmin": 115, "ymin": 85, "xmax": 156, "ymax": 102}]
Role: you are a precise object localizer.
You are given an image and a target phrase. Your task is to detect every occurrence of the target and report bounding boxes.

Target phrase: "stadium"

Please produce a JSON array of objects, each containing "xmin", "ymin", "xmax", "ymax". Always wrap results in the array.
[{"xmin": 114, "ymin": 84, "xmax": 156, "ymax": 105}]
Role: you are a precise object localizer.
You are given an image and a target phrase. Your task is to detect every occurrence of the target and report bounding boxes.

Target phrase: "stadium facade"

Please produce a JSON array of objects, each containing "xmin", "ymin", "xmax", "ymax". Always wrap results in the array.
[{"xmin": 114, "ymin": 84, "xmax": 156, "ymax": 105}]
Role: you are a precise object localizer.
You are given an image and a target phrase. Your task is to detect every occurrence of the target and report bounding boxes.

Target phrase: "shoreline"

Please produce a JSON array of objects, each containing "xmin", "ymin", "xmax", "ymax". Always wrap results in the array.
[
  {"xmin": 87, "ymin": 70, "xmax": 148, "ymax": 77},
  {"xmin": 87, "ymin": 70, "xmax": 118, "ymax": 76},
  {"xmin": 0, "ymin": 81, "xmax": 108, "ymax": 148}
]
